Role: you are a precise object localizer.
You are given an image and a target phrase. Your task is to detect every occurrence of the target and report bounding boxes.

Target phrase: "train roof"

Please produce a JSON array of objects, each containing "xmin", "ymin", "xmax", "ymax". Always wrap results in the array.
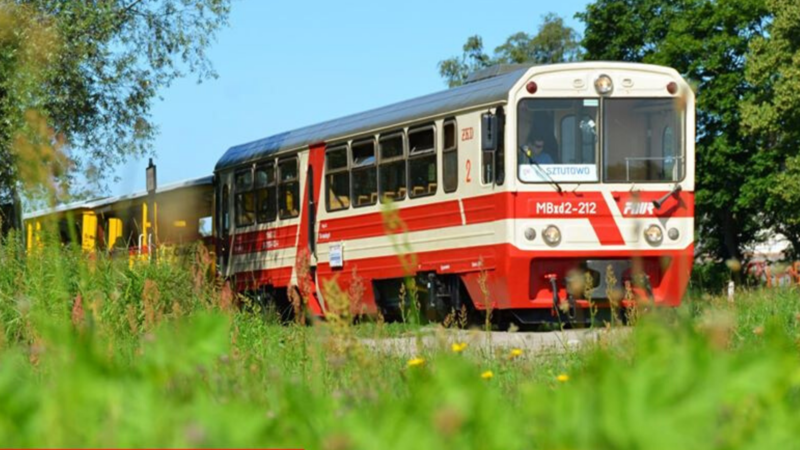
[
  {"xmin": 215, "ymin": 65, "xmax": 532, "ymax": 172},
  {"xmin": 24, "ymin": 175, "xmax": 213, "ymax": 220}
]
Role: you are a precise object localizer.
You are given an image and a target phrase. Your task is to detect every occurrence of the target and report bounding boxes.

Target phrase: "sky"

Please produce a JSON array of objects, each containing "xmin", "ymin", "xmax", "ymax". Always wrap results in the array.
[{"xmin": 111, "ymin": 0, "xmax": 592, "ymax": 196}]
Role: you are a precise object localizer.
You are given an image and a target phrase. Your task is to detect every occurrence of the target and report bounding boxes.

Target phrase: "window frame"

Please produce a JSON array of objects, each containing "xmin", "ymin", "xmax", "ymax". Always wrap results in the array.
[
  {"xmin": 234, "ymin": 167, "xmax": 256, "ymax": 228},
  {"xmin": 350, "ymin": 137, "xmax": 378, "ymax": 208},
  {"xmin": 442, "ymin": 119, "xmax": 458, "ymax": 193},
  {"xmin": 407, "ymin": 124, "xmax": 438, "ymax": 199},
  {"xmin": 325, "ymin": 144, "xmax": 351, "ymax": 212},
  {"xmin": 378, "ymin": 130, "xmax": 408, "ymax": 203},
  {"xmin": 277, "ymin": 156, "xmax": 300, "ymax": 220}
]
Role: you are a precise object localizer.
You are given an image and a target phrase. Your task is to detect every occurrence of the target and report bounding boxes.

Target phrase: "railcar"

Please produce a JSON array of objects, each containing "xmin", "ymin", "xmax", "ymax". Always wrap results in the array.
[
  {"xmin": 24, "ymin": 176, "xmax": 214, "ymax": 260},
  {"xmin": 214, "ymin": 62, "xmax": 695, "ymax": 323}
]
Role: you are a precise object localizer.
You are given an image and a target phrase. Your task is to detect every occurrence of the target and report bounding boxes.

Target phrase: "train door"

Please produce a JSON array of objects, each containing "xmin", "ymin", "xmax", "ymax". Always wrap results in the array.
[{"xmin": 298, "ymin": 145, "xmax": 326, "ymax": 315}]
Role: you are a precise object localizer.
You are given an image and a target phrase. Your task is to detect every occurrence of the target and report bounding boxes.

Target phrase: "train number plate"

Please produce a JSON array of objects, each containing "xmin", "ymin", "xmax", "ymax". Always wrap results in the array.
[{"xmin": 534, "ymin": 201, "xmax": 598, "ymax": 216}]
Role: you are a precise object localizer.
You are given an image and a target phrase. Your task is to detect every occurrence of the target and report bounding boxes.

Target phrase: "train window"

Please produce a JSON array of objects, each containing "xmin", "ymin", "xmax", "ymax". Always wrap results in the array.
[
  {"xmin": 603, "ymin": 98, "xmax": 684, "ymax": 182},
  {"xmin": 379, "ymin": 132, "xmax": 406, "ymax": 203},
  {"xmin": 351, "ymin": 139, "xmax": 377, "ymax": 207},
  {"xmin": 256, "ymin": 162, "xmax": 277, "ymax": 223},
  {"xmin": 662, "ymin": 126, "xmax": 677, "ymax": 180},
  {"xmin": 560, "ymin": 114, "xmax": 596, "ymax": 164},
  {"xmin": 235, "ymin": 169, "xmax": 255, "ymax": 227},
  {"xmin": 408, "ymin": 125, "xmax": 437, "ymax": 198},
  {"xmin": 278, "ymin": 158, "xmax": 300, "ymax": 219},
  {"xmin": 479, "ymin": 108, "xmax": 506, "ymax": 185},
  {"xmin": 443, "ymin": 120, "xmax": 458, "ymax": 193},
  {"xmin": 326, "ymin": 145, "xmax": 350, "ymax": 212}
]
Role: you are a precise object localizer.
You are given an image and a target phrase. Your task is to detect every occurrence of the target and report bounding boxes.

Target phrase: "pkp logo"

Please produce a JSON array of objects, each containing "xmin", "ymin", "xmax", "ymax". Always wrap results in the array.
[{"xmin": 623, "ymin": 201, "xmax": 655, "ymax": 215}]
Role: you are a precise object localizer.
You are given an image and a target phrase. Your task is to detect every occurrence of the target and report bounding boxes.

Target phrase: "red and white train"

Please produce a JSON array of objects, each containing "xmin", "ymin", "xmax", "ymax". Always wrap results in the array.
[{"xmin": 214, "ymin": 62, "xmax": 695, "ymax": 323}]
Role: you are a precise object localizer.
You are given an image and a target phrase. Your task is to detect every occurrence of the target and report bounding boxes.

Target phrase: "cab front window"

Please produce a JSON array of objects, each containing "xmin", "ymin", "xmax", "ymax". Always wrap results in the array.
[
  {"xmin": 603, "ymin": 98, "xmax": 684, "ymax": 182},
  {"xmin": 517, "ymin": 98, "xmax": 599, "ymax": 183}
]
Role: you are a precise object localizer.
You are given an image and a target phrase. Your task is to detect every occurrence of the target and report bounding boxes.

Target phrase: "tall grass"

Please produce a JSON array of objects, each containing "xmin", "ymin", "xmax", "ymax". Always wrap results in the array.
[{"xmin": 1, "ymin": 232, "xmax": 800, "ymax": 448}]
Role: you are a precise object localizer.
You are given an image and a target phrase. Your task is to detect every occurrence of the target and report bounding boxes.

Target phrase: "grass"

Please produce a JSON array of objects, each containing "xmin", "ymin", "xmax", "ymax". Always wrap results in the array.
[{"xmin": 2, "ymin": 232, "xmax": 800, "ymax": 448}]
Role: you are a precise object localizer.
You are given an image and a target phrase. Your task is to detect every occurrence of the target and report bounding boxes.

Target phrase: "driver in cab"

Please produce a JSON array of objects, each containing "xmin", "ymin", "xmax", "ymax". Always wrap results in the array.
[{"xmin": 521, "ymin": 135, "xmax": 555, "ymax": 165}]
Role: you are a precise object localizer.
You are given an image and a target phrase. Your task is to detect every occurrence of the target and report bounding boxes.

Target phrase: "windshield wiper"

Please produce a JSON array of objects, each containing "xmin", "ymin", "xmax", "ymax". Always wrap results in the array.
[{"xmin": 522, "ymin": 147, "xmax": 562, "ymax": 193}]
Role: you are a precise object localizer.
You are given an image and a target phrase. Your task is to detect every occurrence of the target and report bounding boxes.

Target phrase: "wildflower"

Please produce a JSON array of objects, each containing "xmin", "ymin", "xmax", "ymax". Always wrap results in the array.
[
  {"xmin": 556, "ymin": 373, "xmax": 569, "ymax": 383},
  {"xmin": 509, "ymin": 348, "xmax": 523, "ymax": 359},
  {"xmin": 407, "ymin": 357, "xmax": 425, "ymax": 367},
  {"xmin": 451, "ymin": 342, "xmax": 467, "ymax": 353},
  {"xmin": 753, "ymin": 326, "xmax": 764, "ymax": 336},
  {"xmin": 481, "ymin": 370, "xmax": 494, "ymax": 380}
]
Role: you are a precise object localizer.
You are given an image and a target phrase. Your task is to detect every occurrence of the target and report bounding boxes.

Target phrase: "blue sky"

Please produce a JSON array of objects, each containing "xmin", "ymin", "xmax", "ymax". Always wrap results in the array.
[{"xmin": 111, "ymin": 0, "xmax": 592, "ymax": 195}]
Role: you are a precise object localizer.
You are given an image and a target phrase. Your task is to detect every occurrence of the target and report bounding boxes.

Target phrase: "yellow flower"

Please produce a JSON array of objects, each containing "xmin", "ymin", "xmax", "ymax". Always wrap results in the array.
[
  {"xmin": 509, "ymin": 348, "xmax": 523, "ymax": 359},
  {"xmin": 451, "ymin": 342, "xmax": 467, "ymax": 353},
  {"xmin": 556, "ymin": 373, "xmax": 569, "ymax": 383},
  {"xmin": 407, "ymin": 357, "xmax": 425, "ymax": 367},
  {"xmin": 481, "ymin": 370, "xmax": 494, "ymax": 380}
]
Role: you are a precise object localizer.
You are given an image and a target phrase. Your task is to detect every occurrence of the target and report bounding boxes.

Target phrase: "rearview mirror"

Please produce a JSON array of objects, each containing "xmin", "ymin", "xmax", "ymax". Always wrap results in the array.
[{"xmin": 481, "ymin": 113, "xmax": 498, "ymax": 152}]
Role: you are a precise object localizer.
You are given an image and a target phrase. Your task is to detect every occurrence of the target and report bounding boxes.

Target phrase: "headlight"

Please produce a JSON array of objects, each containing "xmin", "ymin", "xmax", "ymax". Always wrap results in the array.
[
  {"xmin": 543, "ymin": 225, "xmax": 561, "ymax": 246},
  {"xmin": 524, "ymin": 227, "xmax": 536, "ymax": 241},
  {"xmin": 644, "ymin": 224, "xmax": 663, "ymax": 245},
  {"xmin": 594, "ymin": 74, "xmax": 613, "ymax": 95},
  {"xmin": 668, "ymin": 227, "xmax": 680, "ymax": 240}
]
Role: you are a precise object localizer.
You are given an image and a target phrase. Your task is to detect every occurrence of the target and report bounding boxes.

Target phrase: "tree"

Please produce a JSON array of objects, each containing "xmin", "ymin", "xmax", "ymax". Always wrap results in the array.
[
  {"xmin": 438, "ymin": 13, "xmax": 581, "ymax": 88},
  {"xmin": 741, "ymin": 0, "xmax": 800, "ymax": 255},
  {"xmin": 437, "ymin": 35, "xmax": 492, "ymax": 88},
  {"xmin": 0, "ymin": 0, "xmax": 230, "ymax": 212},
  {"xmin": 495, "ymin": 13, "xmax": 582, "ymax": 65},
  {"xmin": 578, "ymin": 0, "xmax": 770, "ymax": 261}
]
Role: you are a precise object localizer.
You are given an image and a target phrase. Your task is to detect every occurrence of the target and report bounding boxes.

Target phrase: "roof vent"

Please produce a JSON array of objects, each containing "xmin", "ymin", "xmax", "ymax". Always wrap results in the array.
[{"xmin": 464, "ymin": 64, "xmax": 535, "ymax": 84}]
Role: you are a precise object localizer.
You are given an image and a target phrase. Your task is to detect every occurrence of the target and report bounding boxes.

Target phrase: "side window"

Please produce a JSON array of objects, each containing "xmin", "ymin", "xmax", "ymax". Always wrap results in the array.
[
  {"xmin": 256, "ymin": 162, "xmax": 277, "ymax": 223},
  {"xmin": 326, "ymin": 145, "xmax": 350, "ymax": 212},
  {"xmin": 235, "ymin": 169, "xmax": 255, "ymax": 227},
  {"xmin": 481, "ymin": 108, "xmax": 505, "ymax": 185},
  {"xmin": 482, "ymin": 150, "xmax": 494, "ymax": 184},
  {"xmin": 443, "ymin": 120, "xmax": 458, "ymax": 193},
  {"xmin": 379, "ymin": 132, "xmax": 406, "ymax": 203},
  {"xmin": 278, "ymin": 158, "xmax": 300, "ymax": 219},
  {"xmin": 351, "ymin": 139, "xmax": 377, "ymax": 207},
  {"xmin": 408, "ymin": 125, "xmax": 436, "ymax": 198}
]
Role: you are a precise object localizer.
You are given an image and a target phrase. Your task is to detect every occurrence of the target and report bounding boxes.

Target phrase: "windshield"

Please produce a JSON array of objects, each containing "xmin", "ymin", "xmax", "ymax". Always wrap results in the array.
[
  {"xmin": 517, "ymin": 98, "xmax": 599, "ymax": 183},
  {"xmin": 604, "ymin": 98, "xmax": 684, "ymax": 182}
]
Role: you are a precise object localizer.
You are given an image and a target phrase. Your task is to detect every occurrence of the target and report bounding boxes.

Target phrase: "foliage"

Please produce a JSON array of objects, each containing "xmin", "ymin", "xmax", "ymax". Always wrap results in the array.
[
  {"xmin": 2, "ymin": 235, "xmax": 800, "ymax": 447},
  {"xmin": 438, "ymin": 13, "xmax": 581, "ymax": 88},
  {"xmin": 741, "ymin": 0, "xmax": 800, "ymax": 255},
  {"xmin": 0, "ymin": 0, "xmax": 230, "ymax": 204},
  {"xmin": 579, "ymin": 0, "xmax": 771, "ymax": 261}
]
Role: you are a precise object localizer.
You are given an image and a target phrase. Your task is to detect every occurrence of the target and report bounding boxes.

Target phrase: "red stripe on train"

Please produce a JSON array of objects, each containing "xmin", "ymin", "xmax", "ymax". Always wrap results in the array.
[
  {"xmin": 232, "ymin": 224, "xmax": 298, "ymax": 255},
  {"xmin": 318, "ymin": 200, "xmax": 462, "ymax": 243}
]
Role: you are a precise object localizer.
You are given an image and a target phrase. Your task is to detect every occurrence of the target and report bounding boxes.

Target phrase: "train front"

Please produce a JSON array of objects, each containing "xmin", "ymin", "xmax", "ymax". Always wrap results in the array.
[{"xmin": 504, "ymin": 63, "xmax": 694, "ymax": 322}]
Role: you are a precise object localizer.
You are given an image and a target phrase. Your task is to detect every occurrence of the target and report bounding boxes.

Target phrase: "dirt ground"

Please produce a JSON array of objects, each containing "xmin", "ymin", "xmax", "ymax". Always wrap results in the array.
[{"xmin": 360, "ymin": 326, "xmax": 628, "ymax": 358}]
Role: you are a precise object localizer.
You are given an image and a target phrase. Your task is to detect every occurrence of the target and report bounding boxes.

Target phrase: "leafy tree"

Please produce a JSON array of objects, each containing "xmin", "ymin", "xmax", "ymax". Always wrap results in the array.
[
  {"xmin": 0, "ymin": 0, "xmax": 230, "ymax": 214},
  {"xmin": 438, "ymin": 13, "xmax": 581, "ymax": 88},
  {"xmin": 742, "ymin": 0, "xmax": 800, "ymax": 255},
  {"xmin": 495, "ymin": 13, "xmax": 582, "ymax": 65},
  {"xmin": 578, "ymin": 0, "xmax": 770, "ymax": 260},
  {"xmin": 437, "ymin": 35, "xmax": 493, "ymax": 88}
]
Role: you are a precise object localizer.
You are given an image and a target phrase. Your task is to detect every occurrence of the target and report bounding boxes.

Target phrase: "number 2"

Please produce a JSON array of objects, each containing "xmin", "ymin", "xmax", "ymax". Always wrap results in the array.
[{"xmin": 465, "ymin": 159, "xmax": 472, "ymax": 183}]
